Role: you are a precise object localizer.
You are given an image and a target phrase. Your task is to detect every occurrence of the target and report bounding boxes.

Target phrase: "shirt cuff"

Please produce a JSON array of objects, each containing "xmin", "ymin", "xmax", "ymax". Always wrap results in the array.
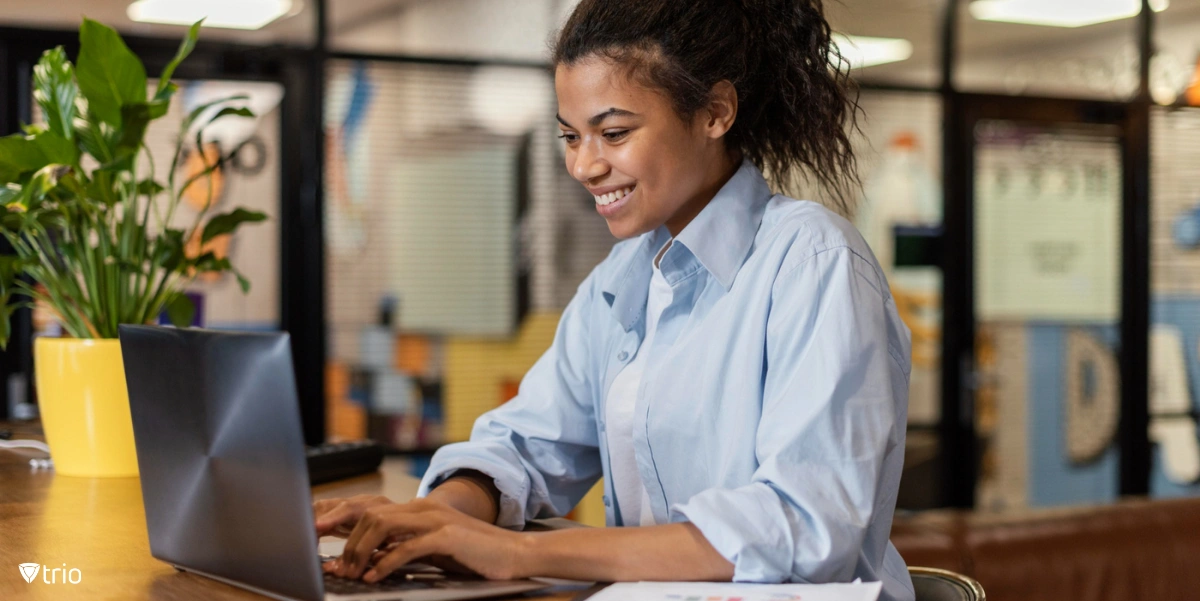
[
  {"xmin": 669, "ymin": 483, "xmax": 798, "ymax": 583},
  {"xmin": 417, "ymin": 443, "xmax": 532, "ymax": 530}
]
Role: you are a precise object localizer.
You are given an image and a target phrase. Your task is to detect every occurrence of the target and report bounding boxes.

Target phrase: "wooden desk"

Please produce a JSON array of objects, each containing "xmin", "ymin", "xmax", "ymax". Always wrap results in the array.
[{"xmin": 0, "ymin": 422, "xmax": 588, "ymax": 601}]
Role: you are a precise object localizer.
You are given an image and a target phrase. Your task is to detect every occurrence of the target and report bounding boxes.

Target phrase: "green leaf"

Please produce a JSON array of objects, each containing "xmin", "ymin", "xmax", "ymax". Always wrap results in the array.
[
  {"xmin": 233, "ymin": 268, "xmax": 250, "ymax": 294},
  {"xmin": 0, "ymin": 255, "xmax": 29, "ymax": 280},
  {"xmin": 0, "ymin": 135, "xmax": 45, "ymax": 176},
  {"xmin": 0, "ymin": 213, "xmax": 26, "ymax": 232},
  {"xmin": 74, "ymin": 118, "xmax": 114, "ymax": 163},
  {"xmin": 154, "ymin": 228, "xmax": 186, "ymax": 271},
  {"xmin": 148, "ymin": 84, "xmax": 175, "ymax": 119},
  {"xmin": 56, "ymin": 170, "xmax": 89, "ymax": 199},
  {"xmin": 137, "ymin": 179, "xmax": 165, "ymax": 197},
  {"xmin": 117, "ymin": 102, "xmax": 151, "ymax": 154},
  {"xmin": 76, "ymin": 18, "xmax": 147, "ymax": 128},
  {"xmin": 156, "ymin": 20, "xmax": 202, "ymax": 97},
  {"xmin": 0, "ymin": 131, "xmax": 74, "ymax": 178},
  {"xmin": 95, "ymin": 151, "xmax": 135, "ymax": 175},
  {"xmin": 0, "ymin": 301, "xmax": 12, "ymax": 350},
  {"xmin": 0, "ymin": 184, "xmax": 20, "ymax": 207},
  {"xmin": 191, "ymin": 252, "xmax": 230, "ymax": 273},
  {"xmin": 33, "ymin": 47, "xmax": 78, "ymax": 142},
  {"xmin": 181, "ymin": 94, "xmax": 249, "ymax": 135},
  {"xmin": 205, "ymin": 106, "xmax": 254, "ymax": 126},
  {"xmin": 32, "ymin": 131, "xmax": 78, "ymax": 166},
  {"xmin": 22, "ymin": 164, "xmax": 70, "ymax": 203},
  {"xmin": 165, "ymin": 293, "xmax": 195, "ymax": 328},
  {"xmin": 201, "ymin": 207, "xmax": 266, "ymax": 243}
]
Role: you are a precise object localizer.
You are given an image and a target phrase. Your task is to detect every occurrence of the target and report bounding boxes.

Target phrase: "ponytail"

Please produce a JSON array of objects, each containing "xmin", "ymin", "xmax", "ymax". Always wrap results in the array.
[{"xmin": 553, "ymin": 0, "xmax": 862, "ymax": 214}]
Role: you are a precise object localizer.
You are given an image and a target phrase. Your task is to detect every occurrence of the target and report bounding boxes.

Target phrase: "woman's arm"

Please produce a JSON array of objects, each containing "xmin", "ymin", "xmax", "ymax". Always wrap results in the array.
[
  {"xmin": 523, "ymin": 522, "xmax": 734, "ymax": 582},
  {"xmin": 326, "ymin": 498, "xmax": 733, "ymax": 583},
  {"xmin": 414, "ymin": 265, "xmax": 610, "ymax": 530},
  {"xmin": 423, "ymin": 471, "xmax": 500, "ymax": 524}
]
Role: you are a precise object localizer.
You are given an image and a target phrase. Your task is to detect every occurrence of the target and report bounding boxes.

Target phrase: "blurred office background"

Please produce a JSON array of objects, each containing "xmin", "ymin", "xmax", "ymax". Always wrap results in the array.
[{"xmin": 3, "ymin": 0, "xmax": 1200, "ymax": 526}]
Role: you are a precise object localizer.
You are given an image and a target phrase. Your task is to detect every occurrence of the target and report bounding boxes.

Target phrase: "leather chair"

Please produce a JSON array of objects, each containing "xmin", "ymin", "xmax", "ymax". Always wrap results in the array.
[
  {"xmin": 892, "ymin": 495, "xmax": 1200, "ymax": 601},
  {"xmin": 911, "ymin": 566, "xmax": 986, "ymax": 601}
]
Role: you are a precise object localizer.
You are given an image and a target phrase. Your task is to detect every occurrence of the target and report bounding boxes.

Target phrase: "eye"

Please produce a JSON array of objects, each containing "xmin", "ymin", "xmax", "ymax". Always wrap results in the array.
[
  {"xmin": 603, "ymin": 130, "xmax": 629, "ymax": 141},
  {"xmin": 557, "ymin": 132, "xmax": 579, "ymax": 144}
]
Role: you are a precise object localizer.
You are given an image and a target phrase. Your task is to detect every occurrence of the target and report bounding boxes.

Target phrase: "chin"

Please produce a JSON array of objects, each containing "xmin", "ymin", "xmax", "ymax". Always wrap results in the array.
[{"xmin": 604, "ymin": 218, "xmax": 652, "ymax": 240}]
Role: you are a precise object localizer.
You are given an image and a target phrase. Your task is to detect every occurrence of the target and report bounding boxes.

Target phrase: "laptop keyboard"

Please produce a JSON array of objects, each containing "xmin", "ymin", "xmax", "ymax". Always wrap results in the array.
[
  {"xmin": 323, "ymin": 571, "xmax": 442, "ymax": 594},
  {"xmin": 320, "ymin": 563, "xmax": 491, "ymax": 595}
]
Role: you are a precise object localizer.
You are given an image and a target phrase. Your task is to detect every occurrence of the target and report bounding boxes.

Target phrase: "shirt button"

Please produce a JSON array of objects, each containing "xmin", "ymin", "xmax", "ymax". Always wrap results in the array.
[{"xmin": 617, "ymin": 351, "xmax": 629, "ymax": 362}]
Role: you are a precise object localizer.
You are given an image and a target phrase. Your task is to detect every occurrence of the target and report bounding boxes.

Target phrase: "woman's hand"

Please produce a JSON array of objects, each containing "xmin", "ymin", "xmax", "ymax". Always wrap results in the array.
[
  {"xmin": 325, "ymin": 497, "xmax": 531, "ymax": 583},
  {"xmin": 313, "ymin": 494, "xmax": 395, "ymax": 538}
]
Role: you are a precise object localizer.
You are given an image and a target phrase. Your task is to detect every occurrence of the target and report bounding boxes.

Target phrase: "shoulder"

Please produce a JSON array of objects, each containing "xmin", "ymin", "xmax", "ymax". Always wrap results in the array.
[{"xmin": 756, "ymin": 196, "xmax": 887, "ymax": 294}]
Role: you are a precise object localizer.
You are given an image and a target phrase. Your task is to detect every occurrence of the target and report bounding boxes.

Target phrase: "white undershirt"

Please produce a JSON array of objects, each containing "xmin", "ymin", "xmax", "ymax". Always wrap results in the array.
[{"xmin": 605, "ymin": 245, "xmax": 673, "ymax": 527}]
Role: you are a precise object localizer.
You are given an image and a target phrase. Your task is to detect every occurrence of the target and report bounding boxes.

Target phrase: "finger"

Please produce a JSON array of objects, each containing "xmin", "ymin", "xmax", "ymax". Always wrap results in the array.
[
  {"xmin": 315, "ymin": 502, "xmax": 361, "ymax": 536},
  {"xmin": 369, "ymin": 544, "xmax": 397, "ymax": 565},
  {"xmin": 340, "ymin": 509, "xmax": 398, "ymax": 578},
  {"xmin": 313, "ymin": 496, "xmax": 358, "ymax": 516},
  {"xmin": 340, "ymin": 509, "xmax": 437, "ymax": 578},
  {"xmin": 363, "ymin": 532, "xmax": 447, "ymax": 583}
]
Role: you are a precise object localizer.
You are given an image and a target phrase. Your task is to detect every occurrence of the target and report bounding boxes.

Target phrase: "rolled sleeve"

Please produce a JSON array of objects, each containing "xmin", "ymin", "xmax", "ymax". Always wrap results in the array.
[
  {"xmin": 672, "ymin": 246, "xmax": 904, "ymax": 584},
  {"xmin": 417, "ymin": 443, "xmax": 535, "ymax": 529},
  {"xmin": 417, "ymin": 272, "xmax": 604, "ymax": 530},
  {"xmin": 671, "ymin": 482, "xmax": 802, "ymax": 582}
]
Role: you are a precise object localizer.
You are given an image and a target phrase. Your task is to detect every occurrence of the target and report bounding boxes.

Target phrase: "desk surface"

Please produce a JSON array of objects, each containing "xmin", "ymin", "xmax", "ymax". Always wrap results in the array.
[{"xmin": 0, "ymin": 422, "xmax": 587, "ymax": 601}]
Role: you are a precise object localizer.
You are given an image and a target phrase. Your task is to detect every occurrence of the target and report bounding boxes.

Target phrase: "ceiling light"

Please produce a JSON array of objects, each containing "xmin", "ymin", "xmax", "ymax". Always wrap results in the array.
[
  {"xmin": 970, "ymin": 0, "xmax": 1167, "ymax": 28},
  {"xmin": 127, "ymin": 0, "xmax": 294, "ymax": 30},
  {"xmin": 833, "ymin": 34, "xmax": 914, "ymax": 69}
]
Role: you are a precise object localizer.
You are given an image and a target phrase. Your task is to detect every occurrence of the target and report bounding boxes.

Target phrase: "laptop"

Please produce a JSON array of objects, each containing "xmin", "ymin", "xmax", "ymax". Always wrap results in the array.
[{"xmin": 118, "ymin": 325, "xmax": 550, "ymax": 601}]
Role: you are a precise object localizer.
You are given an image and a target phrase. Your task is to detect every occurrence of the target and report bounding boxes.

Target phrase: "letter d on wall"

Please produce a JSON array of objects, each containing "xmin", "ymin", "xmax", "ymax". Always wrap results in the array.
[{"xmin": 1065, "ymin": 329, "xmax": 1120, "ymax": 465}]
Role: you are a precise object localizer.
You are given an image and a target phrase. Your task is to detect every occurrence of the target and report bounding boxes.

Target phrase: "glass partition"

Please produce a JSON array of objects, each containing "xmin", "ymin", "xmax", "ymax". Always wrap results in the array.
[{"xmin": 973, "ymin": 120, "xmax": 1123, "ymax": 509}]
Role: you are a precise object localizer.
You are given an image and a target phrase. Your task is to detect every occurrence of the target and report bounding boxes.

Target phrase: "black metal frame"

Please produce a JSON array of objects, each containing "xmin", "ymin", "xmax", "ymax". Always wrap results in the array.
[
  {"xmin": 943, "ymin": 94, "xmax": 1148, "ymax": 507},
  {"xmin": 0, "ymin": 0, "xmax": 1160, "ymax": 499}
]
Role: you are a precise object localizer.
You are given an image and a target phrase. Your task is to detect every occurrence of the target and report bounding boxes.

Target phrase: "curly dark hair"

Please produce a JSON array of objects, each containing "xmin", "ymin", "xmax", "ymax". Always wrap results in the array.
[{"xmin": 553, "ymin": 0, "xmax": 862, "ymax": 215}]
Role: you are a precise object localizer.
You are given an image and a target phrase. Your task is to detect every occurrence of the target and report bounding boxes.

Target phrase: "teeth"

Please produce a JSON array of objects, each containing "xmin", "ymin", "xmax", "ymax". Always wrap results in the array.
[{"xmin": 594, "ymin": 186, "xmax": 634, "ymax": 206}]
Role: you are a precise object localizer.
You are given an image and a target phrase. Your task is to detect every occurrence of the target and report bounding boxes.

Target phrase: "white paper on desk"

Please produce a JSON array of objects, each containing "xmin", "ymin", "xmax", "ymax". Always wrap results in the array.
[{"xmin": 586, "ymin": 581, "xmax": 882, "ymax": 601}]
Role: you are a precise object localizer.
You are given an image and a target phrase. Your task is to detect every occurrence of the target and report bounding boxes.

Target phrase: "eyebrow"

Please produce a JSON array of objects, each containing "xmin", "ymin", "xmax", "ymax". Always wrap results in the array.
[{"xmin": 556, "ymin": 108, "xmax": 638, "ymax": 128}]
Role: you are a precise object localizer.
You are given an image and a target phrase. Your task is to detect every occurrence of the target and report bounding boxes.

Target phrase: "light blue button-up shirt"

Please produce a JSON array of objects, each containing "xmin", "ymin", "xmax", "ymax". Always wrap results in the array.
[{"xmin": 418, "ymin": 160, "xmax": 915, "ymax": 601}]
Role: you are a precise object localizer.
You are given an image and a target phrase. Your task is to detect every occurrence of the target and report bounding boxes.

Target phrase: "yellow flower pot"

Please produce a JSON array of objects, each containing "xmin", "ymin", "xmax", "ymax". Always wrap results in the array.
[{"xmin": 34, "ymin": 338, "xmax": 139, "ymax": 477}]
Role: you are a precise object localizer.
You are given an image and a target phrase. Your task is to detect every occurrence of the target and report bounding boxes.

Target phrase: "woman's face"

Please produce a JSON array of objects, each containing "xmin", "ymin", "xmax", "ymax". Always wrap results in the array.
[{"xmin": 554, "ymin": 57, "xmax": 737, "ymax": 239}]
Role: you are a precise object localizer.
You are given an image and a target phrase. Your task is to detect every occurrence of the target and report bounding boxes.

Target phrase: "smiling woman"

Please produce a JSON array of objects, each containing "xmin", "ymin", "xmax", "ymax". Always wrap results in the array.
[{"xmin": 314, "ymin": 2, "xmax": 915, "ymax": 601}]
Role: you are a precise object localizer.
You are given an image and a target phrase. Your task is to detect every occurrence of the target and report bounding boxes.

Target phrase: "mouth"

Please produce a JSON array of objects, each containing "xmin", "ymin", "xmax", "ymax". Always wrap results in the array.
[{"xmin": 593, "ymin": 185, "xmax": 635, "ymax": 207}]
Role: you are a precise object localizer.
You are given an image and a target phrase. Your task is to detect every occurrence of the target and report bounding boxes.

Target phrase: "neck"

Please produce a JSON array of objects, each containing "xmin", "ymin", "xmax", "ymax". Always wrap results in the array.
[{"xmin": 664, "ymin": 152, "xmax": 742, "ymax": 237}]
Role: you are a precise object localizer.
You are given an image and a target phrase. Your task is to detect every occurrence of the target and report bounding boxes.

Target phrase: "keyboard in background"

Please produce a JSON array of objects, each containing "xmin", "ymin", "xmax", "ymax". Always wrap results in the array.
[{"xmin": 306, "ymin": 440, "xmax": 385, "ymax": 485}]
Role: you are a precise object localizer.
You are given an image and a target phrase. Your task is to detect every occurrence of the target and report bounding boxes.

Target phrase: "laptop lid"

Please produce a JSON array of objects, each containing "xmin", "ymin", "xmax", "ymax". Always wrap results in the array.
[{"xmin": 119, "ymin": 325, "xmax": 324, "ymax": 601}]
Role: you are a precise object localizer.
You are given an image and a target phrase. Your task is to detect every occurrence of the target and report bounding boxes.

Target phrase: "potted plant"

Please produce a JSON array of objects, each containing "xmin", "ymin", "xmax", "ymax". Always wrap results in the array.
[{"xmin": 0, "ymin": 18, "xmax": 266, "ymax": 477}]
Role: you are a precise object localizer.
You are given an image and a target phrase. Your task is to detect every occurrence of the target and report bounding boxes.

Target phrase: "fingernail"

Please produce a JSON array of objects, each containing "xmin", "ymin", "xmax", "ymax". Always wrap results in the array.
[{"xmin": 363, "ymin": 570, "xmax": 377, "ymax": 583}]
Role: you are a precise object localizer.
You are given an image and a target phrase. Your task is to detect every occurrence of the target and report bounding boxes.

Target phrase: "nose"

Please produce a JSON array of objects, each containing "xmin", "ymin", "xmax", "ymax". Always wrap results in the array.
[{"xmin": 571, "ymin": 137, "xmax": 609, "ymax": 183}]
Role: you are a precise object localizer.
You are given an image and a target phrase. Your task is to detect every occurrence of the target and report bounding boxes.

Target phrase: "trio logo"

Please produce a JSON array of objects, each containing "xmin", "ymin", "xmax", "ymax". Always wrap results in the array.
[
  {"xmin": 18, "ymin": 563, "xmax": 38, "ymax": 583},
  {"xmin": 17, "ymin": 562, "xmax": 82, "ymax": 584}
]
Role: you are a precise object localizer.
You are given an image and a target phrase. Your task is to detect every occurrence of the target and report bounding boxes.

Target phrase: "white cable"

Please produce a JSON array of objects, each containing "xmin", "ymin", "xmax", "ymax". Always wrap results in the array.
[{"xmin": 0, "ymin": 439, "xmax": 51, "ymax": 454}]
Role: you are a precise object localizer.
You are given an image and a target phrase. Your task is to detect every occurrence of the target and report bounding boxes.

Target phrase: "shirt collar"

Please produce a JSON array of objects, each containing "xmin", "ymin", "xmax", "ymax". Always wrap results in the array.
[
  {"xmin": 601, "ymin": 159, "xmax": 772, "ymax": 331},
  {"xmin": 671, "ymin": 159, "xmax": 772, "ymax": 290}
]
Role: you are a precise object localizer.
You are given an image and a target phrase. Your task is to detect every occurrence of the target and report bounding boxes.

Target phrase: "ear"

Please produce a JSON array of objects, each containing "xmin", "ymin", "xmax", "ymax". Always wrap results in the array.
[{"xmin": 702, "ymin": 80, "xmax": 738, "ymax": 139}]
